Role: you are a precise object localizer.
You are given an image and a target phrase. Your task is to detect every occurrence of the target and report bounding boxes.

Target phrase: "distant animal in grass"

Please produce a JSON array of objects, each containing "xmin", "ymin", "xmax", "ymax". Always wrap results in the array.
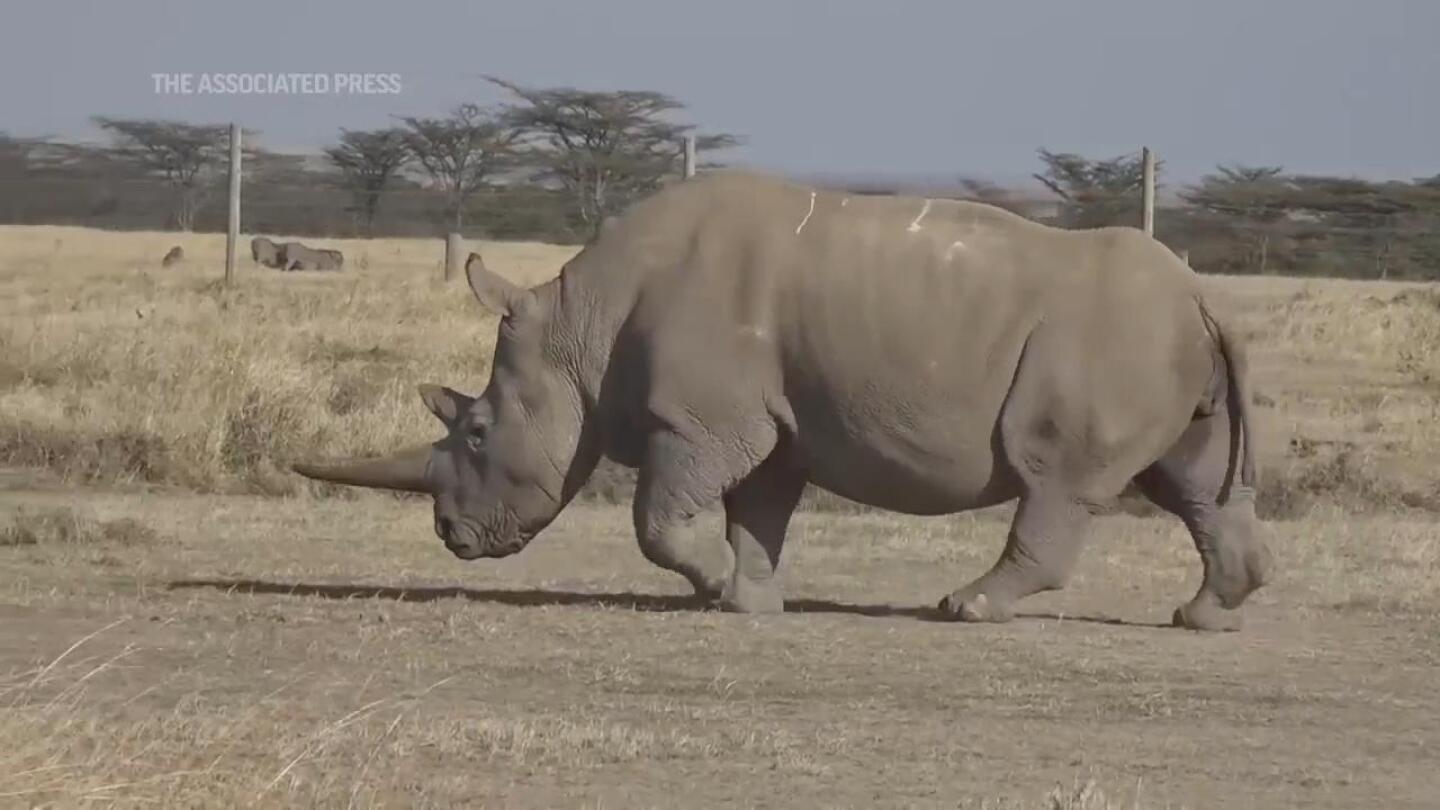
[
  {"xmin": 250, "ymin": 236, "xmax": 283, "ymax": 268},
  {"xmin": 279, "ymin": 241, "xmax": 344, "ymax": 272}
]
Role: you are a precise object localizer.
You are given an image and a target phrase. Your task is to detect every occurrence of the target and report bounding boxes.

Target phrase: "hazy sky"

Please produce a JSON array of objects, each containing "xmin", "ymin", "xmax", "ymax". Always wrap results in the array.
[{"xmin": 2, "ymin": 0, "xmax": 1436, "ymax": 184}]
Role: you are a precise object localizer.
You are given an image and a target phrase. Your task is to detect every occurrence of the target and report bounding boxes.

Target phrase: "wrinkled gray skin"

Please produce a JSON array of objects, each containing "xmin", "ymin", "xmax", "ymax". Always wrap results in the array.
[
  {"xmin": 251, "ymin": 236, "xmax": 283, "ymax": 268},
  {"xmin": 280, "ymin": 242, "xmax": 344, "ymax": 272},
  {"xmin": 160, "ymin": 246, "xmax": 184, "ymax": 267},
  {"xmin": 294, "ymin": 172, "xmax": 1272, "ymax": 631}
]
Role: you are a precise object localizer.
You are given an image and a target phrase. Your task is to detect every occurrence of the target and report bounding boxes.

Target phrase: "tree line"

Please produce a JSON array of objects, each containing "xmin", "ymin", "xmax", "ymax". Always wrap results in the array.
[
  {"xmin": 2, "ymin": 80, "xmax": 1438, "ymax": 280},
  {"xmin": 1, "ymin": 77, "xmax": 738, "ymax": 244},
  {"xmin": 954, "ymin": 150, "xmax": 1440, "ymax": 281}
]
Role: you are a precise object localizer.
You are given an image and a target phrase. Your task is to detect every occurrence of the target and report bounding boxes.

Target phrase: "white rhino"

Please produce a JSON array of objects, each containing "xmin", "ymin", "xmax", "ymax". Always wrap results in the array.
[
  {"xmin": 294, "ymin": 171, "xmax": 1271, "ymax": 631},
  {"xmin": 280, "ymin": 242, "xmax": 343, "ymax": 271},
  {"xmin": 251, "ymin": 236, "xmax": 283, "ymax": 268}
]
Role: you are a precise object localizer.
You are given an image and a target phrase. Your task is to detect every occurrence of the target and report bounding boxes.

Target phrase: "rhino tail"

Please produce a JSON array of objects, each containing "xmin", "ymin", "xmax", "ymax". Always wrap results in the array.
[{"xmin": 1196, "ymin": 295, "xmax": 1257, "ymax": 501}]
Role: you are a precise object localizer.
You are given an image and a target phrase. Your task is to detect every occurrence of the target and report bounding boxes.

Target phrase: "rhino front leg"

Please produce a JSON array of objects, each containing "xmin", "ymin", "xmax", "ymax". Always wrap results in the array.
[
  {"xmin": 939, "ymin": 490, "xmax": 1092, "ymax": 622},
  {"xmin": 632, "ymin": 431, "xmax": 736, "ymax": 600},
  {"xmin": 720, "ymin": 450, "xmax": 807, "ymax": 614}
]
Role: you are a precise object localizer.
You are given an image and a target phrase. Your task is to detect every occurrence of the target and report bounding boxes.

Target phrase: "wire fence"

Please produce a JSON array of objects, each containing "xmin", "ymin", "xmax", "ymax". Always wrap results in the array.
[{"xmin": 0, "ymin": 176, "xmax": 594, "ymax": 242}]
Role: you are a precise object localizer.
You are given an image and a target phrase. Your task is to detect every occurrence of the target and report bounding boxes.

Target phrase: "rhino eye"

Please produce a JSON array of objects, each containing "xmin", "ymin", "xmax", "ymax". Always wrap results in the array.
[{"xmin": 466, "ymin": 422, "xmax": 488, "ymax": 449}]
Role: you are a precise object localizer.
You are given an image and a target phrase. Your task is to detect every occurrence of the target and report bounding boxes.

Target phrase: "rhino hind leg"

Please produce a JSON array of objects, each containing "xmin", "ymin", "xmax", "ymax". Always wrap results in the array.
[
  {"xmin": 938, "ymin": 320, "xmax": 1171, "ymax": 623},
  {"xmin": 1168, "ymin": 500, "xmax": 1267, "ymax": 632},
  {"xmin": 719, "ymin": 445, "xmax": 807, "ymax": 614},
  {"xmin": 1132, "ymin": 412, "xmax": 1272, "ymax": 632},
  {"xmin": 939, "ymin": 489, "xmax": 1094, "ymax": 623}
]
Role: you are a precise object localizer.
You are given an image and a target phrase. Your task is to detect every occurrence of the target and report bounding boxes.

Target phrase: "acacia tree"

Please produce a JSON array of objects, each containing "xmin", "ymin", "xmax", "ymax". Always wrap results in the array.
[
  {"xmin": 1177, "ymin": 168, "xmax": 1440, "ymax": 279},
  {"xmin": 398, "ymin": 104, "xmax": 514, "ymax": 230},
  {"xmin": 1032, "ymin": 148, "xmax": 1154, "ymax": 229},
  {"xmin": 1280, "ymin": 176, "xmax": 1438, "ymax": 280},
  {"xmin": 324, "ymin": 128, "xmax": 412, "ymax": 232},
  {"xmin": 1183, "ymin": 165, "xmax": 1289, "ymax": 273},
  {"xmin": 486, "ymin": 76, "xmax": 739, "ymax": 229},
  {"xmin": 92, "ymin": 117, "xmax": 237, "ymax": 230}
]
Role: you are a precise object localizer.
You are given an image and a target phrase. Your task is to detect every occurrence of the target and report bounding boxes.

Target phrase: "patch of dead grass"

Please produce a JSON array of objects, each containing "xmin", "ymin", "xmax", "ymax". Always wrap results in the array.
[
  {"xmin": 0, "ymin": 628, "xmax": 453, "ymax": 807},
  {"xmin": 0, "ymin": 490, "xmax": 1435, "ymax": 808},
  {"xmin": 0, "ymin": 620, "xmax": 1172, "ymax": 809},
  {"xmin": 0, "ymin": 505, "xmax": 155, "ymax": 548},
  {"xmin": 0, "ymin": 225, "xmax": 577, "ymax": 497}
]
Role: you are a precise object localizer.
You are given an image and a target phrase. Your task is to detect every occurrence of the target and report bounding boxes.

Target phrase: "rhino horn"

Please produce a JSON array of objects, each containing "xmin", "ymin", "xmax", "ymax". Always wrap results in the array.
[{"xmin": 291, "ymin": 442, "xmax": 434, "ymax": 493}]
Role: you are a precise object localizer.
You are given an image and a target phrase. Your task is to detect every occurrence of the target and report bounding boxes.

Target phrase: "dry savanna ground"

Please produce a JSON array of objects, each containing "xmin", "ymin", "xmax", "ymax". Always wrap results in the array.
[{"xmin": 0, "ymin": 224, "xmax": 1438, "ymax": 808}]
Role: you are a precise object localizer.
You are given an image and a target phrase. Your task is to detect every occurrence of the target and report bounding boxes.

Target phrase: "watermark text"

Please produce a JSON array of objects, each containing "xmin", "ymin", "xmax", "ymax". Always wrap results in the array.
[{"xmin": 151, "ymin": 72, "xmax": 403, "ymax": 95}]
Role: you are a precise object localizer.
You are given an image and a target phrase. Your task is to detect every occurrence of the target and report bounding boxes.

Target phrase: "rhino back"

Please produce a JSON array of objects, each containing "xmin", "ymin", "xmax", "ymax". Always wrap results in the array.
[
  {"xmin": 691, "ymin": 181, "xmax": 1059, "ymax": 507},
  {"xmin": 578, "ymin": 173, "xmax": 1206, "ymax": 512}
]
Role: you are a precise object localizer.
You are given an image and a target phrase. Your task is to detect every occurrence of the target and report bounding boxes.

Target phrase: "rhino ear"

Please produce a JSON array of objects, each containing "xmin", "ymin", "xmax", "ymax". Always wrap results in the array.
[
  {"xmin": 418, "ymin": 383, "xmax": 474, "ymax": 427},
  {"xmin": 465, "ymin": 252, "xmax": 531, "ymax": 317}
]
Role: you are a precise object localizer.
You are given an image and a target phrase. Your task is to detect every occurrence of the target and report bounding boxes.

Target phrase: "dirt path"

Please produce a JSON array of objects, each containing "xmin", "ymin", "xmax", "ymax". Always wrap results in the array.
[{"xmin": 1, "ymin": 488, "xmax": 1436, "ymax": 808}]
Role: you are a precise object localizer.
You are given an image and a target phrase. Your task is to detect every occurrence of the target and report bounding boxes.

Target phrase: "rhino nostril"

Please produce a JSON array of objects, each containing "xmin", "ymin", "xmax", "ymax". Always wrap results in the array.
[{"xmin": 435, "ymin": 516, "xmax": 455, "ymax": 540}]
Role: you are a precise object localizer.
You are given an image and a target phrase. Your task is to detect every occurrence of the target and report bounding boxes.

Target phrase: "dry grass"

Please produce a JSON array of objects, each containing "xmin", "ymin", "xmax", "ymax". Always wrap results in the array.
[
  {"xmin": 0, "ymin": 489, "xmax": 1435, "ymax": 808},
  {"xmin": 0, "ymin": 626, "xmax": 1143, "ymax": 808},
  {"xmin": 1200, "ymin": 276, "xmax": 1440, "ymax": 517},
  {"xmin": 0, "ymin": 504, "xmax": 155, "ymax": 548},
  {"xmin": 0, "ymin": 225, "xmax": 576, "ymax": 494}
]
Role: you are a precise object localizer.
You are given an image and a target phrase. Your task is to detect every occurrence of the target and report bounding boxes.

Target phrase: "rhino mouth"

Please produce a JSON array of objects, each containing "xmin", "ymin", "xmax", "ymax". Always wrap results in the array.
[
  {"xmin": 450, "ymin": 537, "xmax": 532, "ymax": 560},
  {"xmin": 445, "ymin": 533, "xmax": 486, "ymax": 560},
  {"xmin": 445, "ymin": 516, "xmax": 535, "ymax": 560}
]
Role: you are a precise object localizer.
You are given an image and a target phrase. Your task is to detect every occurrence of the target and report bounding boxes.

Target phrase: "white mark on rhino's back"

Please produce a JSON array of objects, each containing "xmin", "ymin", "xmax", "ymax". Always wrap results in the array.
[
  {"xmin": 907, "ymin": 199, "xmax": 933, "ymax": 233},
  {"xmin": 795, "ymin": 191, "xmax": 817, "ymax": 234},
  {"xmin": 945, "ymin": 240, "xmax": 968, "ymax": 260}
]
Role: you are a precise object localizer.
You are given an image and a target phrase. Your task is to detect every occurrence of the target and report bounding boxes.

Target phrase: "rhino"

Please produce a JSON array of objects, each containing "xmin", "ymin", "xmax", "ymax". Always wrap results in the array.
[
  {"xmin": 160, "ymin": 245, "xmax": 184, "ymax": 267},
  {"xmin": 293, "ymin": 171, "xmax": 1272, "ymax": 632},
  {"xmin": 281, "ymin": 241, "xmax": 343, "ymax": 271},
  {"xmin": 251, "ymin": 236, "xmax": 283, "ymax": 268}
]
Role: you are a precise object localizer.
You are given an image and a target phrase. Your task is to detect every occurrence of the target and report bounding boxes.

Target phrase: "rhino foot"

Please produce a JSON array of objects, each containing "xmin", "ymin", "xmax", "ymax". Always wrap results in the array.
[
  {"xmin": 686, "ymin": 575, "xmax": 728, "ymax": 603},
  {"xmin": 936, "ymin": 592, "xmax": 1015, "ymax": 623},
  {"xmin": 718, "ymin": 577, "xmax": 785, "ymax": 614},
  {"xmin": 1172, "ymin": 596, "xmax": 1244, "ymax": 632}
]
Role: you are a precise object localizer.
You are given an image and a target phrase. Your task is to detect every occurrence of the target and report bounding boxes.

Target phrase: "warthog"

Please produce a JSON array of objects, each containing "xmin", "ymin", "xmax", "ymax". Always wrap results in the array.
[{"xmin": 295, "ymin": 171, "xmax": 1271, "ymax": 632}]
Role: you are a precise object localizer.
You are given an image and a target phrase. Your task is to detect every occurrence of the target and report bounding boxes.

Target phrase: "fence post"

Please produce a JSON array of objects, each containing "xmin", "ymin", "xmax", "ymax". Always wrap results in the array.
[
  {"xmin": 1141, "ymin": 146, "xmax": 1155, "ymax": 236},
  {"xmin": 682, "ymin": 134, "xmax": 696, "ymax": 179},
  {"xmin": 225, "ymin": 122, "xmax": 241, "ymax": 285},
  {"xmin": 445, "ymin": 232, "xmax": 464, "ymax": 282}
]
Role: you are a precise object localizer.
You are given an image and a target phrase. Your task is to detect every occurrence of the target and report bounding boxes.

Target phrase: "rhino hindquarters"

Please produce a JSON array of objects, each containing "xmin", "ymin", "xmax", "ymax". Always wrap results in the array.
[{"xmin": 939, "ymin": 315, "xmax": 1196, "ymax": 624}]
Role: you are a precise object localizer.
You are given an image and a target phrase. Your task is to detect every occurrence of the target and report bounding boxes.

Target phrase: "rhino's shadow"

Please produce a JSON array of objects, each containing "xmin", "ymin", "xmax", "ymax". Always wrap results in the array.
[{"xmin": 164, "ymin": 578, "xmax": 1167, "ymax": 628}]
